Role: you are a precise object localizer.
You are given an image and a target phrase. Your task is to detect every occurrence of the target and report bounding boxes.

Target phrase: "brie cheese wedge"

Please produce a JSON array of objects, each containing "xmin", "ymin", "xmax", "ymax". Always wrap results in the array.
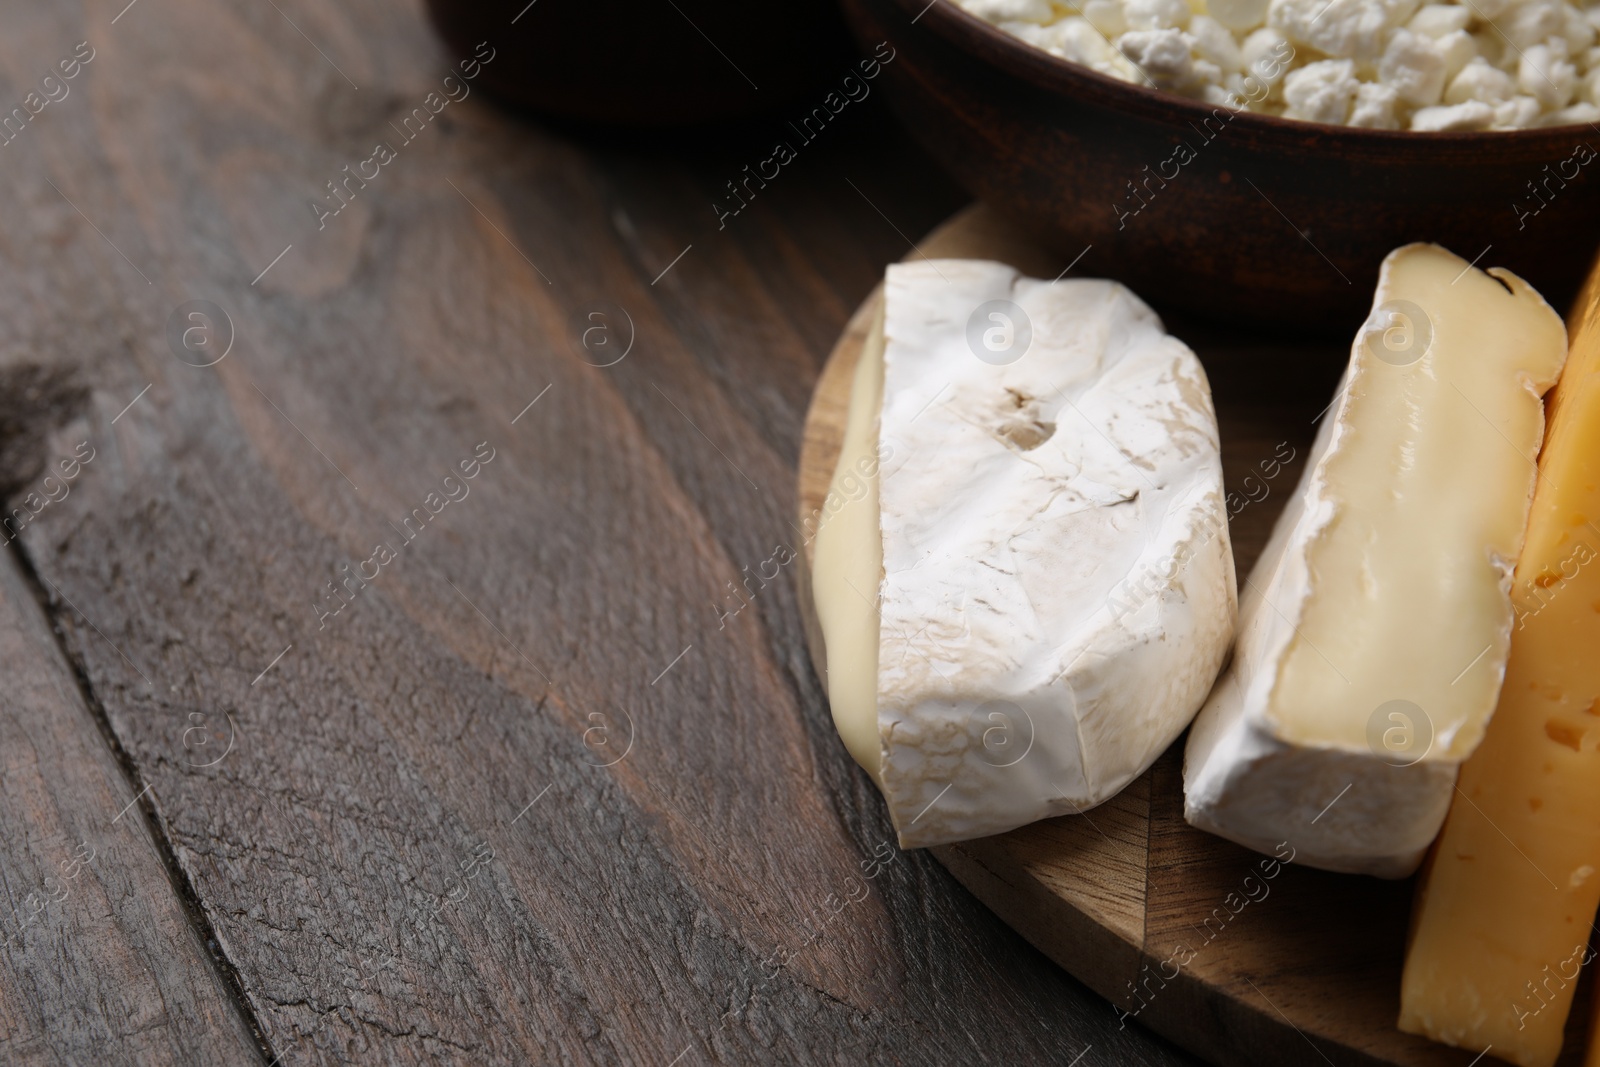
[
  {"xmin": 1182, "ymin": 243, "xmax": 1568, "ymax": 878},
  {"xmin": 812, "ymin": 259, "xmax": 1236, "ymax": 848}
]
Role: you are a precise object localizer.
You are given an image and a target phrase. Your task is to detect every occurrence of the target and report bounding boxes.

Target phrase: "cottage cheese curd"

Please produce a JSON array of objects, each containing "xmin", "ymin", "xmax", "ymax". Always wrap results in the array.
[{"xmin": 957, "ymin": 0, "xmax": 1600, "ymax": 128}]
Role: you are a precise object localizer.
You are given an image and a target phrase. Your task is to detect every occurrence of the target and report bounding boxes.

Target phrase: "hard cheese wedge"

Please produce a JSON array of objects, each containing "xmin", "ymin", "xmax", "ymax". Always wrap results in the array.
[
  {"xmin": 812, "ymin": 259, "xmax": 1236, "ymax": 848},
  {"xmin": 1183, "ymin": 243, "xmax": 1567, "ymax": 877},
  {"xmin": 1398, "ymin": 256, "xmax": 1600, "ymax": 1067}
]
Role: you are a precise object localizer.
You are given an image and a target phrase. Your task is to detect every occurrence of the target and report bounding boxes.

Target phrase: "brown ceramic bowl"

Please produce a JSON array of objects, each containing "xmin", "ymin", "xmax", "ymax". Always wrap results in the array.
[
  {"xmin": 426, "ymin": 0, "xmax": 849, "ymax": 125},
  {"xmin": 841, "ymin": 0, "xmax": 1600, "ymax": 330}
]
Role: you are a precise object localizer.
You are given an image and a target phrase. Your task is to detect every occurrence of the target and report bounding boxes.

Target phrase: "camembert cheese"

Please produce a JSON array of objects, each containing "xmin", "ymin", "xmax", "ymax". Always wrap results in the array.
[
  {"xmin": 813, "ymin": 259, "xmax": 1236, "ymax": 848},
  {"xmin": 1183, "ymin": 243, "xmax": 1568, "ymax": 877}
]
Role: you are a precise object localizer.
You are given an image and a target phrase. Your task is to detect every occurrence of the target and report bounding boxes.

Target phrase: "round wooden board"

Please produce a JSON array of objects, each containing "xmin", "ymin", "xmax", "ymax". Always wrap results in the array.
[{"xmin": 794, "ymin": 205, "xmax": 1593, "ymax": 1067}]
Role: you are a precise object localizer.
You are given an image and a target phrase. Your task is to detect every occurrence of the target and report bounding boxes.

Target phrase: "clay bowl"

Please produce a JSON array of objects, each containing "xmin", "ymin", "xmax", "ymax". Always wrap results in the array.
[
  {"xmin": 426, "ymin": 0, "xmax": 849, "ymax": 125},
  {"xmin": 840, "ymin": 0, "xmax": 1600, "ymax": 331}
]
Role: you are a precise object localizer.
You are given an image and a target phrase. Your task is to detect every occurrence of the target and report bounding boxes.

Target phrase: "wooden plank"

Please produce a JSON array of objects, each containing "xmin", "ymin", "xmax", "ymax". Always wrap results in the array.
[
  {"xmin": 0, "ymin": 511, "xmax": 261, "ymax": 1062},
  {"xmin": 0, "ymin": 0, "xmax": 1202, "ymax": 1063}
]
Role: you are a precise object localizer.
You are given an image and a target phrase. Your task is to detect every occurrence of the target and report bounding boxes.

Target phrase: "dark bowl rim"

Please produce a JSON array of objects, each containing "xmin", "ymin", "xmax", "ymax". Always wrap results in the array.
[{"xmin": 884, "ymin": 0, "xmax": 1600, "ymax": 143}]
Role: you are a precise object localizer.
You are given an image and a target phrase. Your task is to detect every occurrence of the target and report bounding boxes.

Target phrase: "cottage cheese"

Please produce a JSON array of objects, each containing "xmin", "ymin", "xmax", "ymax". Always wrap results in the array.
[{"xmin": 956, "ymin": 0, "xmax": 1600, "ymax": 128}]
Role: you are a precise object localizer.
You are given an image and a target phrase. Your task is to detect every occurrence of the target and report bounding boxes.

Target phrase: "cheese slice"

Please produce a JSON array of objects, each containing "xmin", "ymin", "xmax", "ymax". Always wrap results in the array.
[
  {"xmin": 1398, "ymin": 254, "xmax": 1600, "ymax": 1067},
  {"xmin": 1183, "ymin": 243, "xmax": 1568, "ymax": 877},
  {"xmin": 812, "ymin": 259, "xmax": 1236, "ymax": 848}
]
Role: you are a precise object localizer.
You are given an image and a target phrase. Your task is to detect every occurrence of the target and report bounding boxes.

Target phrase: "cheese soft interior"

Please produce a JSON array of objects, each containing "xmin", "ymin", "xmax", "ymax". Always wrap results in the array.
[
  {"xmin": 1183, "ymin": 243, "xmax": 1568, "ymax": 878},
  {"xmin": 813, "ymin": 259, "xmax": 1236, "ymax": 848}
]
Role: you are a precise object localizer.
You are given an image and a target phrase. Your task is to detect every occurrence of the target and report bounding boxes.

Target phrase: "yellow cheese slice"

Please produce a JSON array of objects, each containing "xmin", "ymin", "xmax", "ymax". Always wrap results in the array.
[{"xmin": 1398, "ymin": 264, "xmax": 1600, "ymax": 1067}]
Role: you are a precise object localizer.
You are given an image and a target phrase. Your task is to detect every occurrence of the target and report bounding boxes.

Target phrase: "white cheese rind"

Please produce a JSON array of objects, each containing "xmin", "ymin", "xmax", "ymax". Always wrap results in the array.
[
  {"xmin": 1182, "ymin": 243, "xmax": 1567, "ymax": 877},
  {"xmin": 816, "ymin": 259, "xmax": 1235, "ymax": 848}
]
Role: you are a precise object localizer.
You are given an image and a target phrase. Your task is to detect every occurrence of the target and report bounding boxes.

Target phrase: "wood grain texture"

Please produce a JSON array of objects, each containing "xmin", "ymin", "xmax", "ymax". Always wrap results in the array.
[
  {"xmin": 0, "ymin": 516, "xmax": 262, "ymax": 1063},
  {"xmin": 0, "ymin": 1, "xmax": 1205, "ymax": 1064},
  {"xmin": 796, "ymin": 204, "xmax": 1588, "ymax": 1066}
]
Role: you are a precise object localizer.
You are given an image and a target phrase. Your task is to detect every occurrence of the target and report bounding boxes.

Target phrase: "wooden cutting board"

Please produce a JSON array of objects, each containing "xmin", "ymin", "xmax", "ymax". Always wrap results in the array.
[{"xmin": 793, "ymin": 204, "xmax": 1593, "ymax": 1067}]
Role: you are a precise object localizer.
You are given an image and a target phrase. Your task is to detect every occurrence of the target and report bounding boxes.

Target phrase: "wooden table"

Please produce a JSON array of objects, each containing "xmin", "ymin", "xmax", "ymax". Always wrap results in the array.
[{"xmin": 0, "ymin": 2, "xmax": 1206, "ymax": 1063}]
